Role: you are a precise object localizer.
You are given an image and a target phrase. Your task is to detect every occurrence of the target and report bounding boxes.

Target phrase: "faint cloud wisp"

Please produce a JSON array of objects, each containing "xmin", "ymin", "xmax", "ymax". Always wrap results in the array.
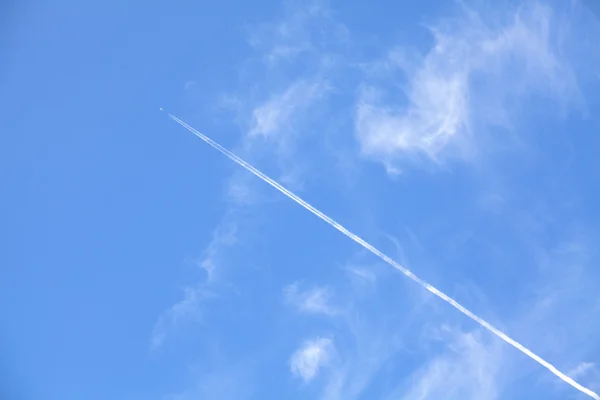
[{"xmin": 284, "ymin": 282, "xmax": 337, "ymax": 316}]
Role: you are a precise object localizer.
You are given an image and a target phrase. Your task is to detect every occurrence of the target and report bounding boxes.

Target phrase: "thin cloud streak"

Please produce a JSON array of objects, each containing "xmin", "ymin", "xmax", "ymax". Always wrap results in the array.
[{"xmin": 165, "ymin": 112, "xmax": 600, "ymax": 400}]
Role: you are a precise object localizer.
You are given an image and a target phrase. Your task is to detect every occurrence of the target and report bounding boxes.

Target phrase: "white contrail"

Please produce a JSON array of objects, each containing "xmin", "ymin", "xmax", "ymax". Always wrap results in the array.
[{"xmin": 165, "ymin": 111, "xmax": 599, "ymax": 400}]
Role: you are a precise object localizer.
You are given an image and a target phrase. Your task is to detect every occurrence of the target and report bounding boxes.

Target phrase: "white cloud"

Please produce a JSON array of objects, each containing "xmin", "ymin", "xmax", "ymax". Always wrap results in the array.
[
  {"xmin": 388, "ymin": 330, "xmax": 503, "ymax": 400},
  {"xmin": 355, "ymin": 2, "xmax": 579, "ymax": 170},
  {"xmin": 247, "ymin": 0, "xmax": 349, "ymax": 67},
  {"xmin": 241, "ymin": 78, "xmax": 331, "ymax": 190},
  {"xmin": 569, "ymin": 362, "xmax": 596, "ymax": 380},
  {"xmin": 290, "ymin": 337, "xmax": 335, "ymax": 382},
  {"xmin": 197, "ymin": 221, "xmax": 238, "ymax": 283},
  {"xmin": 284, "ymin": 282, "xmax": 337, "ymax": 316},
  {"xmin": 249, "ymin": 80, "xmax": 329, "ymax": 140},
  {"xmin": 345, "ymin": 266, "xmax": 377, "ymax": 284},
  {"xmin": 307, "ymin": 264, "xmax": 433, "ymax": 400},
  {"xmin": 150, "ymin": 221, "xmax": 238, "ymax": 349},
  {"xmin": 241, "ymin": 0, "xmax": 345, "ymax": 147},
  {"xmin": 226, "ymin": 175, "xmax": 256, "ymax": 206},
  {"xmin": 150, "ymin": 285, "xmax": 215, "ymax": 350},
  {"xmin": 264, "ymin": 44, "xmax": 309, "ymax": 65}
]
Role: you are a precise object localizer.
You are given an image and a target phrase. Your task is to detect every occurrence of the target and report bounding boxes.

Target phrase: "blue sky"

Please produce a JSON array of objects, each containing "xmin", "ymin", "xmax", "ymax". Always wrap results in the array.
[{"xmin": 2, "ymin": 0, "xmax": 600, "ymax": 399}]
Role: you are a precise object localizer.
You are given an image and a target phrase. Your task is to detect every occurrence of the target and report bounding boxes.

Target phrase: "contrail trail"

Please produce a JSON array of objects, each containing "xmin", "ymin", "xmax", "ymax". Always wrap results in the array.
[{"xmin": 165, "ymin": 111, "xmax": 599, "ymax": 400}]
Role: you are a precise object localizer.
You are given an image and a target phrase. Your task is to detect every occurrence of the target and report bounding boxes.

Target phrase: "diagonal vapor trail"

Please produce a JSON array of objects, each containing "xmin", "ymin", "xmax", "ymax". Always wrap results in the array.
[{"xmin": 165, "ymin": 111, "xmax": 599, "ymax": 400}]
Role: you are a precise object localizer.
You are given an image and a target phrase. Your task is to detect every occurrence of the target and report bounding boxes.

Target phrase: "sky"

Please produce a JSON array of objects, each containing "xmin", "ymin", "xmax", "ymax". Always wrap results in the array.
[{"xmin": 2, "ymin": 0, "xmax": 600, "ymax": 399}]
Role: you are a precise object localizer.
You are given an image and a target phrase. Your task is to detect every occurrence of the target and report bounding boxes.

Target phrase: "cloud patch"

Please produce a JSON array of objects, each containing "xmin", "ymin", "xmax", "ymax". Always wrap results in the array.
[
  {"xmin": 388, "ymin": 330, "xmax": 503, "ymax": 400},
  {"xmin": 151, "ymin": 285, "xmax": 215, "ymax": 350},
  {"xmin": 150, "ymin": 220, "xmax": 238, "ymax": 349},
  {"xmin": 569, "ymin": 362, "xmax": 596, "ymax": 380},
  {"xmin": 290, "ymin": 337, "xmax": 335, "ymax": 382},
  {"xmin": 249, "ymin": 80, "xmax": 329, "ymax": 141},
  {"xmin": 355, "ymin": 2, "xmax": 579, "ymax": 170},
  {"xmin": 246, "ymin": 0, "xmax": 349, "ymax": 67},
  {"xmin": 284, "ymin": 282, "xmax": 337, "ymax": 316}
]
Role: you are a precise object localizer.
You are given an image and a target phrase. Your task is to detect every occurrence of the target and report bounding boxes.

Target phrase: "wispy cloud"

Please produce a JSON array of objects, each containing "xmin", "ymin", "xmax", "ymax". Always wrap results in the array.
[
  {"xmin": 240, "ymin": 77, "xmax": 333, "ymax": 191},
  {"xmin": 569, "ymin": 362, "xmax": 596, "ymax": 380},
  {"xmin": 391, "ymin": 330, "xmax": 503, "ymax": 400},
  {"xmin": 151, "ymin": 284, "xmax": 215, "ymax": 350},
  {"xmin": 150, "ymin": 220, "xmax": 238, "ymax": 349},
  {"xmin": 318, "ymin": 316, "xmax": 404, "ymax": 400},
  {"xmin": 284, "ymin": 282, "xmax": 337, "ymax": 316},
  {"xmin": 246, "ymin": 0, "xmax": 349, "ymax": 67},
  {"xmin": 355, "ymin": 2, "xmax": 580, "ymax": 171},
  {"xmin": 196, "ymin": 221, "xmax": 238, "ymax": 283},
  {"xmin": 249, "ymin": 80, "xmax": 329, "ymax": 142},
  {"xmin": 290, "ymin": 337, "xmax": 335, "ymax": 382},
  {"xmin": 230, "ymin": 0, "xmax": 351, "ymax": 189},
  {"xmin": 345, "ymin": 265, "xmax": 377, "ymax": 285}
]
